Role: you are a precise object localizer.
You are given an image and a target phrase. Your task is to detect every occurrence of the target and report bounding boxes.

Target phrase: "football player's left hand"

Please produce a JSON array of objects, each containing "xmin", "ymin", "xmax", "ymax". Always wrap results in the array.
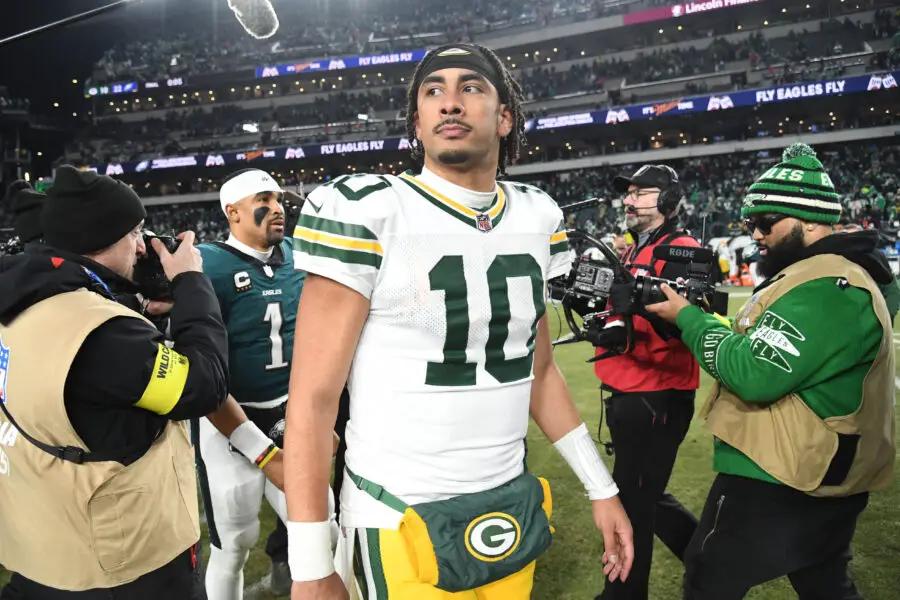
[
  {"xmin": 592, "ymin": 496, "xmax": 634, "ymax": 583},
  {"xmin": 644, "ymin": 283, "xmax": 691, "ymax": 324},
  {"xmin": 262, "ymin": 449, "xmax": 285, "ymax": 491}
]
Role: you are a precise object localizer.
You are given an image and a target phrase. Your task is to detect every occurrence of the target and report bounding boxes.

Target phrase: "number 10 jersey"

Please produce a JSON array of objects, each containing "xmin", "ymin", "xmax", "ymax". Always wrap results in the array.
[{"xmin": 293, "ymin": 170, "xmax": 571, "ymax": 528}]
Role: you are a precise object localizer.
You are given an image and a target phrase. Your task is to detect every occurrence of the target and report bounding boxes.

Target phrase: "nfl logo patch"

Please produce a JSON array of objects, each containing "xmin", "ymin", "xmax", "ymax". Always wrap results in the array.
[
  {"xmin": 0, "ymin": 336, "xmax": 9, "ymax": 404},
  {"xmin": 476, "ymin": 214, "xmax": 493, "ymax": 233}
]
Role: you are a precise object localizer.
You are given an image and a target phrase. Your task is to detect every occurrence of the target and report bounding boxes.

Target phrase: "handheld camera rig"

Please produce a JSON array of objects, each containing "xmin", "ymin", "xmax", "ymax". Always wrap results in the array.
[{"xmin": 549, "ymin": 229, "xmax": 728, "ymax": 356}]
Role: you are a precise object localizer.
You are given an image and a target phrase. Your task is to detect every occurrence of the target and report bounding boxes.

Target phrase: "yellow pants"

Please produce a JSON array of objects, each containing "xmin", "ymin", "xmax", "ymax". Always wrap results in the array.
[{"xmin": 356, "ymin": 527, "xmax": 536, "ymax": 599}]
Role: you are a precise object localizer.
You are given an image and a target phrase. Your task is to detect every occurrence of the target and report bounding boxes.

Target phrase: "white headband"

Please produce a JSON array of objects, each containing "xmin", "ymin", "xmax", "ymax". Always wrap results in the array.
[{"xmin": 219, "ymin": 169, "xmax": 284, "ymax": 214}]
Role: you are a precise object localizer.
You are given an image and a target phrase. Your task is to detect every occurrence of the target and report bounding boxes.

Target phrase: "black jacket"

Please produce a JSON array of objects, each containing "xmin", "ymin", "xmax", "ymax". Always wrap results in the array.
[{"xmin": 0, "ymin": 245, "xmax": 229, "ymax": 466}]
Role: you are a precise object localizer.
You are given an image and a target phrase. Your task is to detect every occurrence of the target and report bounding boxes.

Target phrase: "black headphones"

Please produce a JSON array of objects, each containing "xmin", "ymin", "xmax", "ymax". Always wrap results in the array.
[{"xmin": 654, "ymin": 165, "xmax": 682, "ymax": 217}]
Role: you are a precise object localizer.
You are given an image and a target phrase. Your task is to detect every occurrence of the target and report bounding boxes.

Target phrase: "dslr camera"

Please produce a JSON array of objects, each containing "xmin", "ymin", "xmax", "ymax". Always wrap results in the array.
[
  {"xmin": 132, "ymin": 231, "xmax": 181, "ymax": 300},
  {"xmin": 0, "ymin": 236, "xmax": 24, "ymax": 256}
]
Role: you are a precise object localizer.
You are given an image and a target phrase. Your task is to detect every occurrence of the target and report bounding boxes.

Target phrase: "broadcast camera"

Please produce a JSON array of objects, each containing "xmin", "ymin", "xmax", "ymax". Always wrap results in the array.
[
  {"xmin": 551, "ymin": 230, "xmax": 728, "ymax": 355},
  {"xmin": 132, "ymin": 231, "xmax": 181, "ymax": 300}
]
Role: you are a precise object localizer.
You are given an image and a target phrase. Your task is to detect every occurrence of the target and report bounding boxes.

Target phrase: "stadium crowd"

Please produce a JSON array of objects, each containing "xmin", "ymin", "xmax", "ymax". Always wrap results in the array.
[
  {"xmin": 91, "ymin": 0, "xmax": 614, "ymax": 83},
  {"xmin": 28, "ymin": 143, "xmax": 888, "ymax": 248},
  {"xmin": 69, "ymin": 5, "xmax": 898, "ymax": 169}
]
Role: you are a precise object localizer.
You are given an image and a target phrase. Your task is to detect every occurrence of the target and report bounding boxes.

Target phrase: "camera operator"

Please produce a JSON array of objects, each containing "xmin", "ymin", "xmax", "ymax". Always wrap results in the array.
[
  {"xmin": 646, "ymin": 144, "xmax": 896, "ymax": 599},
  {"xmin": 593, "ymin": 165, "xmax": 700, "ymax": 600},
  {"xmin": 0, "ymin": 167, "xmax": 231, "ymax": 599}
]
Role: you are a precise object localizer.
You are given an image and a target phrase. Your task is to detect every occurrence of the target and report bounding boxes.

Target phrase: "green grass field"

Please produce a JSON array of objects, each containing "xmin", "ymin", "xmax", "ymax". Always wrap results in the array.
[{"xmin": 3, "ymin": 289, "xmax": 899, "ymax": 599}]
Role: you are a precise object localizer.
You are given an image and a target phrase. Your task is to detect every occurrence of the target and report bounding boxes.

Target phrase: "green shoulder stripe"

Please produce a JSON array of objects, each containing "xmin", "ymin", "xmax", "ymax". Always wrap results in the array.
[
  {"xmin": 295, "ymin": 237, "xmax": 382, "ymax": 269},
  {"xmin": 296, "ymin": 214, "xmax": 379, "ymax": 241}
]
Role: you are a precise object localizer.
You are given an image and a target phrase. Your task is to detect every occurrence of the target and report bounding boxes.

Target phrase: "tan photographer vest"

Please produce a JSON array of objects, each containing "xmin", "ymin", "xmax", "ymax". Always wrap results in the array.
[
  {"xmin": 0, "ymin": 289, "xmax": 200, "ymax": 590},
  {"xmin": 702, "ymin": 254, "xmax": 896, "ymax": 497}
]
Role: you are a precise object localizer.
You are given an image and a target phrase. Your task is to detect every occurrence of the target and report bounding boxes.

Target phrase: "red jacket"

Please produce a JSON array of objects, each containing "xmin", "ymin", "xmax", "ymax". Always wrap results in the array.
[{"xmin": 594, "ymin": 227, "xmax": 700, "ymax": 393}]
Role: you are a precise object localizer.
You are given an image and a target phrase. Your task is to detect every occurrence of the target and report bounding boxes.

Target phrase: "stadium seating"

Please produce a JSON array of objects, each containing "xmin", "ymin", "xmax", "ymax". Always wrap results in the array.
[
  {"xmin": 68, "ymin": 0, "xmax": 898, "ymax": 170},
  {"xmin": 91, "ymin": 141, "xmax": 891, "ymax": 252},
  {"xmin": 3, "ymin": 0, "xmax": 891, "ymax": 262}
]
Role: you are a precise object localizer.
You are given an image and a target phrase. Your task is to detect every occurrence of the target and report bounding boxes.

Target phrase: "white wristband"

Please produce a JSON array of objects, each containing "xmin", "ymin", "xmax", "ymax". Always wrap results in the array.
[
  {"xmin": 229, "ymin": 421, "xmax": 273, "ymax": 464},
  {"xmin": 554, "ymin": 422, "xmax": 619, "ymax": 500},
  {"xmin": 287, "ymin": 521, "xmax": 336, "ymax": 582}
]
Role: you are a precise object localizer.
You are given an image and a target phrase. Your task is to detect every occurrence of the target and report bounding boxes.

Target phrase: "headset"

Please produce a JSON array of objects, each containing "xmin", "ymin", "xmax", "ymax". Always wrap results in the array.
[
  {"xmin": 624, "ymin": 164, "xmax": 683, "ymax": 218},
  {"xmin": 656, "ymin": 166, "xmax": 682, "ymax": 217}
]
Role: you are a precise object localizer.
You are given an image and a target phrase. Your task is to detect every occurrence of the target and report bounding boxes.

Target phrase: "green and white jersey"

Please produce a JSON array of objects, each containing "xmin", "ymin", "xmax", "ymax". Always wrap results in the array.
[
  {"xmin": 292, "ymin": 168, "xmax": 570, "ymax": 529},
  {"xmin": 199, "ymin": 239, "xmax": 304, "ymax": 408}
]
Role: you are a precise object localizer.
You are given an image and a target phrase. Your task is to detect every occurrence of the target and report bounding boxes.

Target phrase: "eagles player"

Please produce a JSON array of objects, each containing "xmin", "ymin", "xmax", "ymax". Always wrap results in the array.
[
  {"xmin": 196, "ymin": 169, "xmax": 337, "ymax": 600},
  {"xmin": 285, "ymin": 43, "xmax": 634, "ymax": 600}
]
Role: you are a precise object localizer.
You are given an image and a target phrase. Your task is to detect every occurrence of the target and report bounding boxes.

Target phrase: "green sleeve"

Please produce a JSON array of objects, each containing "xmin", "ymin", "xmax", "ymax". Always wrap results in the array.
[
  {"xmin": 878, "ymin": 277, "xmax": 900, "ymax": 323},
  {"xmin": 677, "ymin": 278, "xmax": 879, "ymax": 403}
]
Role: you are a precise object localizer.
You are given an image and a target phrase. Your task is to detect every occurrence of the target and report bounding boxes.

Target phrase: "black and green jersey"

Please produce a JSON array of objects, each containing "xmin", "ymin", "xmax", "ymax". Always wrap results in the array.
[{"xmin": 198, "ymin": 240, "xmax": 304, "ymax": 405}]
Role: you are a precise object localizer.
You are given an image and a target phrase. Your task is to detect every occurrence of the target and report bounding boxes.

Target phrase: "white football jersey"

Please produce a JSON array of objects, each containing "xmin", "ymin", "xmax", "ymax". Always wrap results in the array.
[{"xmin": 293, "ymin": 169, "xmax": 571, "ymax": 529}]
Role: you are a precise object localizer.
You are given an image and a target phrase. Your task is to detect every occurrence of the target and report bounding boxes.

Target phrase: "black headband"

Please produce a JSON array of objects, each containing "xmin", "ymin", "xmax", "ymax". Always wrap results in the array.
[{"xmin": 413, "ymin": 45, "xmax": 509, "ymax": 105}]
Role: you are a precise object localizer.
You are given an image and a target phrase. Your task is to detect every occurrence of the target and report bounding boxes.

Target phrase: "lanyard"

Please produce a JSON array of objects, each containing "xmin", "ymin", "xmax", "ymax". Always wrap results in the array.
[{"xmin": 81, "ymin": 266, "xmax": 117, "ymax": 303}]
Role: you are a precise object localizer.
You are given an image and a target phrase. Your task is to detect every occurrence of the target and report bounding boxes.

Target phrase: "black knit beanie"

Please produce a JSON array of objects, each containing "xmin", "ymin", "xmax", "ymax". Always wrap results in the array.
[
  {"xmin": 3, "ymin": 180, "xmax": 45, "ymax": 242},
  {"xmin": 42, "ymin": 166, "xmax": 147, "ymax": 254}
]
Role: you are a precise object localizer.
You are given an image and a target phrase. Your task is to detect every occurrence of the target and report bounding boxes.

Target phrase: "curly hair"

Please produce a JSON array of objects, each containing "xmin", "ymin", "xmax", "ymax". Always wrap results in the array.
[{"xmin": 404, "ymin": 46, "xmax": 527, "ymax": 176}]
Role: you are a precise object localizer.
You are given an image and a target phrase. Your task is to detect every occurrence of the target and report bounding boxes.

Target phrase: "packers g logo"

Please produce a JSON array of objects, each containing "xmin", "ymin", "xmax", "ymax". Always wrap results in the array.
[{"xmin": 464, "ymin": 513, "xmax": 521, "ymax": 562}]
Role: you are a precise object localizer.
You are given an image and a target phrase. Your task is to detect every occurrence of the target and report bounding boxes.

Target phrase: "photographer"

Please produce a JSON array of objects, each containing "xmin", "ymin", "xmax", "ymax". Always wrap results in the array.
[
  {"xmin": 593, "ymin": 165, "xmax": 700, "ymax": 600},
  {"xmin": 647, "ymin": 144, "xmax": 896, "ymax": 599},
  {"xmin": 0, "ymin": 167, "xmax": 230, "ymax": 599}
]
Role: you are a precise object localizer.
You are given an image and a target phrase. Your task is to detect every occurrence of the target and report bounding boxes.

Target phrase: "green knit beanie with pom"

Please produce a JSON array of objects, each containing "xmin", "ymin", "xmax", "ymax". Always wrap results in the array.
[{"xmin": 741, "ymin": 143, "xmax": 842, "ymax": 224}]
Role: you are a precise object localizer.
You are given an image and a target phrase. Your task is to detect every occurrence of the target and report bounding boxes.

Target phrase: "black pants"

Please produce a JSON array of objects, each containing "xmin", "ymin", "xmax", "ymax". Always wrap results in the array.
[
  {"xmin": 599, "ymin": 389, "xmax": 699, "ymax": 600},
  {"xmin": 683, "ymin": 473, "xmax": 868, "ymax": 600},
  {"xmin": 332, "ymin": 387, "xmax": 351, "ymax": 522},
  {"xmin": 264, "ymin": 519, "xmax": 288, "ymax": 563},
  {"xmin": 0, "ymin": 544, "xmax": 205, "ymax": 600}
]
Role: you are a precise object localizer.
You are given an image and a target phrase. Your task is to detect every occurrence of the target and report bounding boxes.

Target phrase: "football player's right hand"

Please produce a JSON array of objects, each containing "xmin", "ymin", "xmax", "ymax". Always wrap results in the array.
[
  {"xmin": 291, "ymin": 573, "xmax": 349, "ymax": 600},
  {"xmin": 152, "ymin": 231, "xmax": 203, "ymax": 281},
  {"xmin": 261, "ymin": 449, "xmax": 285, "ymax": 491}
]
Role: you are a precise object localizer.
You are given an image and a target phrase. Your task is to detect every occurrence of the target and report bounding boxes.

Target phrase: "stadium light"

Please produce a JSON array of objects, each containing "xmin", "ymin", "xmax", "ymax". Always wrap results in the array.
[
  {"xmin": 72, "ymin": 79, "xmax": 78, "ymax": 84},
  {"xmin": 53, "ymin": 102, "xmax": 59, "ymax": 108}
]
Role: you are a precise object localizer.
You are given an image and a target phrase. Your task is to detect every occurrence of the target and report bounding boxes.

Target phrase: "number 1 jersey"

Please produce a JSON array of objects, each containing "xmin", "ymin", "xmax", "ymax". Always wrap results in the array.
[
  {"xmin": 293, "ymin": 170, "xmax": 571, "ymax": 528},
  {"xmin": 198, "ymin": 240, "xmax": 304, "ymax": 407}
]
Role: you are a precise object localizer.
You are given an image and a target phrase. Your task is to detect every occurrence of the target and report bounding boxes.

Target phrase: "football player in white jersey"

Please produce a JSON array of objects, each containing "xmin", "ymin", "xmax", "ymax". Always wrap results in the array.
[{"xmin": 284, "ymin": 43, "xmax": 634, "ymax": 600}]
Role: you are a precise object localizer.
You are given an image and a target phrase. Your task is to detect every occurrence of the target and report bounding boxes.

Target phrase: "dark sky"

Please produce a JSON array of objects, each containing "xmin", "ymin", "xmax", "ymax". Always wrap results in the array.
[{"xmin": 0, "ymin": 0, "xmax": 224, "ymax": 172}]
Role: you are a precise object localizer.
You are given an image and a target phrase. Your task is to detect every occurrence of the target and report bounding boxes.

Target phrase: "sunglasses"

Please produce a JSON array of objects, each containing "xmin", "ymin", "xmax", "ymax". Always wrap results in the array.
[{"xmin": 743, "ymin": 213, "xmax": 789, "ymax": 235}]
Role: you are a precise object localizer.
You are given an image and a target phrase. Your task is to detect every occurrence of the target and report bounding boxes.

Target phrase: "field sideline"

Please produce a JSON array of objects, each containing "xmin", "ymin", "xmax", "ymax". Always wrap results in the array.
[{"xmin": 2, "ymin": 288, "xmax": 899, "ymax": 599}]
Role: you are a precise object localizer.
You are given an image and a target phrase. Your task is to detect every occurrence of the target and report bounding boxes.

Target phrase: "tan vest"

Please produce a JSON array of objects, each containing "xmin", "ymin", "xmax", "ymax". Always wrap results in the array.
[
  {"xmin": 0, "ymin": 289, "xmax": 200, "ymax": 590},
  {"xmin": 701, "ymin": 254, "xmax": 896, "ymax": 497}
]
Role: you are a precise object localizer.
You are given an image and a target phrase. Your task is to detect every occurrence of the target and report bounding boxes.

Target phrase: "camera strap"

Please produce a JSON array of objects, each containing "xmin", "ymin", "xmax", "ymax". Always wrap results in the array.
[{"xmin": 0, "ymin": 396, "xmax": 155, "ymax": 464}]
